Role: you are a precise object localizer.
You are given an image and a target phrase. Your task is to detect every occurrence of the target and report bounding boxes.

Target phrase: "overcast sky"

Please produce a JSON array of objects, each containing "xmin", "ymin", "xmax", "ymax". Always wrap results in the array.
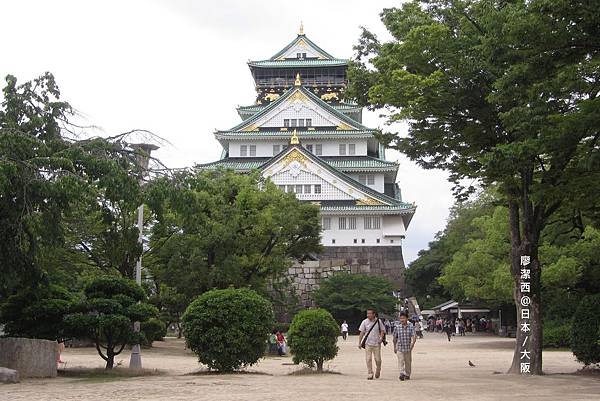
[{"xmin": 0, "ymin": 0, "xmax": 456, "ymax": 264}]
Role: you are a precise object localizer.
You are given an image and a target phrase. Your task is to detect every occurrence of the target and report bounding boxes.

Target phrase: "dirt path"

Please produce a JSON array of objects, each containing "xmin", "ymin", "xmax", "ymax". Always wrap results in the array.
[{"xmin": 3, "ymin": 334, "xmax": 599, "ymax": 401}]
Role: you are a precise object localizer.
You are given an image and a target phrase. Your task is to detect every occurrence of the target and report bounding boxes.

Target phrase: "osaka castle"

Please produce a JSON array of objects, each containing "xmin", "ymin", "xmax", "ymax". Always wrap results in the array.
[{"xmin": 198, "ymin": 25, "xmax": 416, "ymax": 285}]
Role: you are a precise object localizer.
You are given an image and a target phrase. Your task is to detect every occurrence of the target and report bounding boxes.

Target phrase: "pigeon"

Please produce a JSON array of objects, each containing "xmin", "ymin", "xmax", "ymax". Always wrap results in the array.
[{"xmin": 468, "ymin": 360, "xmax": 476, "ymax": 367}]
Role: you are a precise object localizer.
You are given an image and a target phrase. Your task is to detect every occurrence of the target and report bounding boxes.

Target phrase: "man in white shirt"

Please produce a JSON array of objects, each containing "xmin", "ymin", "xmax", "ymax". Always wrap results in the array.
[
  {"xmin": 341, "ymin": 320, "xmax": 349, "ymax": 340},
  {"xmin": 358, "ymin": 309, "xmax": 386, "ymax": 380}
]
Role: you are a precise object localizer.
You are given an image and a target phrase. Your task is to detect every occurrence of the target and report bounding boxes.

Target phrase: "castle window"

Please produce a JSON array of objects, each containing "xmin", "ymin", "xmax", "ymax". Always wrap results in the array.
[
  {"xmin": 349, "ymin": 144, "xmax": 356, "ymax": 155},
  {"xmin": 249, "ymin": 145, "xmax": 256, "ymax": 157},
  {"xmin": 353, "ymin": 239, "xmax": 357, "ymax": 244},
  {"xmin": 339, "ymin": 217, "xmax": 347, "ymax": 230},
  {"xmin": 315, "ymin": 144, "xmax": 322, "ymax": 155},
  {"xmin": 304, "ymin": 185, "xmax": 312, "ymax": 194},
  {"xmin": 291, "ymin": 119, "xmax": 297, "ymax": 127},
  {"xmin": 298, "ymin": 119, "xmax": 304, "ymax": 127},
  {"xmin": 361, "ymin": 239, "xmax": 366, "ymax": 244},
  {"xmin": 339, "ymin": 144, "xmax": 346, "ymax": 155},
  {"xmin": 376, "ymin": 238, "xmax": 380, "ymax": 244},
  {"xmin": 284, "ymin": 119, "xmax": 290, "ymax": 127},
  {"xmin": 359, "ymin": 174, "xmax": 367, "ymax": 185},
  {"xmin": 240, "ymin": 145, "xmax": 247, "ymax": 157},
  {"xmin": 367, "ymin": 175, "xmax": 375, "ymax": 185},
  {"xmin": 286, "ymin": 185, "xmax": 294, "ymax": 193},
  {"xmin": 322, "ymin": 217, "xmax": 331, "ymax": 230},
  {"xmin": 348, "ymin": 217, "xmax": 357, "ymax": 230},
  {"xmin": 273, "ymin": 145, "xmax": 281, "ymax": 155},
  {"xmin": 314, "ymin": 184, "xmax": 322, "ymax": 194},
  {"xmin": 306, "ymin": 118, "xmax": 312, "ymax": 127},
  {"xmin": 295, "ymin": 185, "xmax": 303, "ymax": 194},
  {"xmin": 332, "ymin": 239, "xmax": 336, "ymax": 244},
  {"xmin": 364, "ymin": 216, "xmax": 381, "ymax": 230}
]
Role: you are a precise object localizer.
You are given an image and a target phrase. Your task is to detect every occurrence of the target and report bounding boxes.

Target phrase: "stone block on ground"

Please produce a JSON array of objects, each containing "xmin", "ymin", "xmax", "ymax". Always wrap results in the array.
[
  {"xmin": 0, "ymin": 367, "xmax": 19, "ymax": 384},
  {"xmin": 0, "ymin": 338, "xmax": 57, "ymax": 378}
]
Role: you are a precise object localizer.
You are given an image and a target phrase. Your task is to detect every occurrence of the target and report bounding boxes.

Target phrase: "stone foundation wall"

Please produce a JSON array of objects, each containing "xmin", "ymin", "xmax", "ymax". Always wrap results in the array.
[
  {"xmin": 319, "ymin": 246, "xmax": 406, "ymax": 288},
  {"xmin": 287, "ymin": 246, "xmax": 406, "ymax": 308}
]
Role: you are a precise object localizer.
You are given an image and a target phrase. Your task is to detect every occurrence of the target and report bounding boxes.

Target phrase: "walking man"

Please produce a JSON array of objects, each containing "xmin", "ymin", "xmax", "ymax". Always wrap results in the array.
[
  {"xmin": 358, "ymin": 308, "xmax": 386, "ymax": 380},
  {"xmin": 393, "ymin": 311, "xmax": 416, "ymax": 381},
  {"xmin": 341, "ymin": 320, "xmax": 349, "ymax": 340}
]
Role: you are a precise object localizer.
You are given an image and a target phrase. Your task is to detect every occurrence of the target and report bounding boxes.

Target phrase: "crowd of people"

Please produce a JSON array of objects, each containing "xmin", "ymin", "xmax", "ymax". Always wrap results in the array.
[{"xmin": 426, "ymin": 315, "xmax": 492, "ymax": 341}]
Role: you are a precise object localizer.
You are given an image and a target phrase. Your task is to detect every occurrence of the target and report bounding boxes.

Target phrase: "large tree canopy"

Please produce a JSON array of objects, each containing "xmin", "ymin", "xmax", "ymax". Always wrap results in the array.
[
  {"xmin": 146, "ymin": 169, "xmax": 322, "ymax": 302},
  {"xmin": 349, "ymin": 0, "xmax": 600, "ymax": 374}
]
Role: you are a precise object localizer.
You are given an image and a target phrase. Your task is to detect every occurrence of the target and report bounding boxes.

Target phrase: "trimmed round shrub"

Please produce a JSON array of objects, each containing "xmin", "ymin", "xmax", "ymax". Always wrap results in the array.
[
  {"xmin": 571, "ymin": 294, "xmax": 600, "ymax": 366},
  {"xmin": 142, "ymin": 318, "xmax": 167, "ymax": 346},
  {"xmin": 287, "ymin": 308, "xmax": 339, "ymax": 372},
  {"xmin": 543, "ymin": 321, "xmax": 571, "ymax": 348},
  {"xmin": 182, "ymin": 288, "xmax": 274, "ymax": 372}
]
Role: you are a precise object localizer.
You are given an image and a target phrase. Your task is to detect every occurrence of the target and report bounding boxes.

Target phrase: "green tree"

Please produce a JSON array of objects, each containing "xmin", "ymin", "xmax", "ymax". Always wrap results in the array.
[
  {"xmin": 64, "ymin": 276, "xmax": 158, "ymax": 369},
  {"xmin": 0, "ymin": 284, "xmax": 74, "ymax": 340},
  {"xmin": 0, "ymin": 73, "xmax": 157, "ymax": 301},
  {"xmin": 439, "ymin": 206, "xmax": 512, "ymax": 304},
  {"xmin": 182, "ymin": 288, "xmax": 274, "ymax": 372},
  {"xmin": 313, "ymin": 273, "xmax": 396, "ymax": 331},
  {"xmin": 405, "ymin": 193, "xmax": 496, "ymax": 304},
  {"xmin": 287, "ymin": 309, "xmax": 339, "ymax": 372},
  {"xmin": 146, "ymin": 169, "xmax": 322, "ymax": 301},
  {"xmin": 349, "ymin": 0, "xmax": 600, "ymax": 374}
]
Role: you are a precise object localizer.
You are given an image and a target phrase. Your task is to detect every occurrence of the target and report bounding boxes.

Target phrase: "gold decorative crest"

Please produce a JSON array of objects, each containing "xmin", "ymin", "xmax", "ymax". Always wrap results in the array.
[
  {"xmin": 289, "ymin": 90, "xmax": 308, "ymax": 102},
  {"xmin": 290, "ymin": 129, "xmax": 300, "ymax": 144},
  {"xmin": 336, "ymin": 122, "xmax": 354, "ymax": 130},
  {"xmin": 294, "ymin": 73, "xmax": 302, "ymax": 87},
  {"xmin": 356, "ymin": 197, "xmax": 385, "ymax": 206},
  {"xmin": 281, "ymin": 148, "xmax": 307, "ymax": 167},
  {"xmin": 241, "ymin": 124, "xmax": 259, "ymax": 132}
]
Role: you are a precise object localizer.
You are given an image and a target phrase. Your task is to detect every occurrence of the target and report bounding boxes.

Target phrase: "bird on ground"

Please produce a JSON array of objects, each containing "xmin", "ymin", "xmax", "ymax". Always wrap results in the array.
[{"xmin": 468, "ymin": 360, "xmax": 476, "ymax": 367}]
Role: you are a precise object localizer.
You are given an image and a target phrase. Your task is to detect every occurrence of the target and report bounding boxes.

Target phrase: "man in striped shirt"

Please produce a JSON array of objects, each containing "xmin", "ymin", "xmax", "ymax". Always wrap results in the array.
[{"xmin": 393, "ymin": 311, "xmax": 417, "ymax": 381}]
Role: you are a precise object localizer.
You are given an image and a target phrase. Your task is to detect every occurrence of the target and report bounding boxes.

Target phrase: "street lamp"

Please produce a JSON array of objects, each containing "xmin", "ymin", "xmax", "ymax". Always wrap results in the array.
[{"xmin": 129, "ymin": 143, "xmax": 159, "ymax": 370}]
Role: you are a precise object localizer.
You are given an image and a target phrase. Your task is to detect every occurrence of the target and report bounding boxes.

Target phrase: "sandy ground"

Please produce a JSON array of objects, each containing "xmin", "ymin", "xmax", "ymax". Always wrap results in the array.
[{"xmin": 2, "ymin": 333, "xmax": 599, "ymax": 401}]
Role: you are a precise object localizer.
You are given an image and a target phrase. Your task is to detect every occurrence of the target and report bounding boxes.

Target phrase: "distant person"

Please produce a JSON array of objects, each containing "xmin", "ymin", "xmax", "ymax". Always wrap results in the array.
[
  {"xmin": 275, "ymin": 331, "xmax": 286, "ymax": 356},
  {"xmin": 341, "ymin": 320, "xmax": 349, "ymax": 340},
  {"xmin": 358, "ymin": 308, "xmax": 386, "ymax": 380},
  {"xmin": 415, "ymin": 319, "xmax": 424, "ymax": 339},
  {"xmin": 443, "ymin": 320, "xmax": 452, "ymax": 342},
  {"xmin": 393, "ymin": 312, "xmax": 416, "ymax": 381},
  {"xmin": 56, "ymin": 339, "xmax": 65, "ymax": 365}
]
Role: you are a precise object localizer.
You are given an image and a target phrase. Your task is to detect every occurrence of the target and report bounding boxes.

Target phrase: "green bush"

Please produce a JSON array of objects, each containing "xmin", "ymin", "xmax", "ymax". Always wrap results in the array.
[
  {"xmin": 571, "ymin": 294, "xmax": 600, "ymax": 365},
  {"xmin": 287, "ymin": 308, "xmax": 339, "ymax": 372},
  {"xmin": 543, "ymin": 321, "xmax": 571, "ymax": 348},
  {"xmin": 142, "ymin": 318, "xmax": 167, "ymax": 346},
  {"xmin": 182, "ymin": 288, "xmax": 274, "ymax": 372}
]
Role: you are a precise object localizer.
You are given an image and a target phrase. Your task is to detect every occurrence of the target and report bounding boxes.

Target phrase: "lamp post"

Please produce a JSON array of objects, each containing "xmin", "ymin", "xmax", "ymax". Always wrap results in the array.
[{"xmin": 129, "ymin": 143, "xmax": 159, "ymax": 370}]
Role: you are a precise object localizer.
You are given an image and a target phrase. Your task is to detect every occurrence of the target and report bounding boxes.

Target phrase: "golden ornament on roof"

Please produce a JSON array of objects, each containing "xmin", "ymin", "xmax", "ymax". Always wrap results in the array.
[
  {"xmin": 290, "ymin": 129, "xmax": 300, "ymax": 144},
  {"xmin": 294, "ymin": 73, "xmax": 302, "ymax": 87},
  {"xmin": 299, "ymin": 21, "xmax": 304, "ymax": 35}
]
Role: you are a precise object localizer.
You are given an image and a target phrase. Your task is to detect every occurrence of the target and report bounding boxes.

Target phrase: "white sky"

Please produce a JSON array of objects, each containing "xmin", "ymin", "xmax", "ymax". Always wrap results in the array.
[{"xmin": 0, "ymin": 0, "xmax": 455, "ymax": 264}]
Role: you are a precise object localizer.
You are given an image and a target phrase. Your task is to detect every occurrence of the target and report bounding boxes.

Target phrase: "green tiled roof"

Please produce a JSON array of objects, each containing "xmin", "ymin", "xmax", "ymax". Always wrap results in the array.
[
  {"xmin": 215, "ymin": 130, "xmax": 375, "ymax": 140},
  {"xmin": 248, "ymin": 59, "xmax": 348, "ymax": 68},
  {"xmin": 269, "ymin": 34, "xmax": 336, "ymax": 60},
  {"xmin": 237, "ymin": 101, "xmax": 361, "ymax": 116},
  {"xmin": 195, "ymin": 156, "xmax": 398, "ymax": 173},
  {"xmin": 227, "ymin": 85, "xmax": 369, "ymax": 132}
]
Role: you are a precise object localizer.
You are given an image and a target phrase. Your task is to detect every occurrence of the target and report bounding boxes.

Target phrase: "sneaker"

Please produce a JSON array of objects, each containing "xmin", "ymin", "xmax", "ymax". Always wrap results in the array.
[
  {"xmin": 375, "ymin": 369, "xmax": 381, "ymax": 379},
  {"xmin": 399, "ymin": 374, "xmax": 405, "ymax": 381},
  {"xmin": 367, "ymin": 374, "xmax": 374, "ymax": 380}
]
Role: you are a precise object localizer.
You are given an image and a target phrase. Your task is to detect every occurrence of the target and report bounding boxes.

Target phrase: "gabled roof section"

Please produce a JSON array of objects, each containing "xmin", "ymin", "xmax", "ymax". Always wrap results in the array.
[
  {"xmin": 270, "ymin": 33, "xmax": 335, "ymax": 61},
  {"xmin": 225, "ymin": 85, "xmax": 369, "ymax": 133},
  {"xmin": 260, "ymin": 143, "xmax": 414, "ymax": 210}
]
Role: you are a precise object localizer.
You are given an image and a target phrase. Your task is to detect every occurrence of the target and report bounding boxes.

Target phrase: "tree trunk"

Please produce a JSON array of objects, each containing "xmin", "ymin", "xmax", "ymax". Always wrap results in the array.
[
  {"xmin": 106, "ymin": 348, "xmax": 114, "ymax": 369},
  {"xmin": 177, "ymin": 323, "xmax": 183, "ymax": 339},
  {"xmin": 507, "ymin": 190, "xmax": 543, "ymax": 375},
  {"xmin": 316, "ymin": 359, "xmax": 323, "ymax": 372}
]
